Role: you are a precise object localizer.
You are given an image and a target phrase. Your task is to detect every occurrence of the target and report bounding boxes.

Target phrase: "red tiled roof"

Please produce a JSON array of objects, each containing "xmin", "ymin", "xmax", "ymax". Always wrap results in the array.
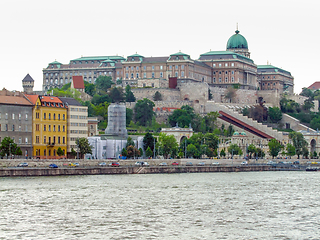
[
  {"xmin": 307, "ymin": 82, "xmax": 320, "ymax": 90},
  {"xmin": 24, "ymin": 94, "xmax": 39, "ymax": 105},
  {"xmin": 41, "ymin": 96, "xmax": 63, "ymax": 103},
  {"xmin": 0, "ymin": 96, "xmax": 33, "ymax": 106},
  {"xmin": 72, "ymin": 76, "xmax": 85, "ymax": 89}
]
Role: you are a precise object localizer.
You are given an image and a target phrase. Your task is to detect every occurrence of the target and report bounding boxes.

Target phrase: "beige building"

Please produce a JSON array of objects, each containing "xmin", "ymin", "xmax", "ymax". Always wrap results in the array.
[
  {"xmin": 59, "ymin": 98, "xmax": 88, "ymax": 155},
  {"xmin": 43, "ymin": 28, "xmax": 293, "ymax": 93},
  {"xmin": 88, "ymin": 117, "xmax": 99, "ymax": 136}
]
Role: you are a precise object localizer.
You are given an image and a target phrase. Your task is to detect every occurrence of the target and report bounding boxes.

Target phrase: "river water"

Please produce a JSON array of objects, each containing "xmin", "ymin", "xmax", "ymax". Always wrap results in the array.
[{"xmin": 0, "ymin": 172, "xmax": 319, "ymax": 240}]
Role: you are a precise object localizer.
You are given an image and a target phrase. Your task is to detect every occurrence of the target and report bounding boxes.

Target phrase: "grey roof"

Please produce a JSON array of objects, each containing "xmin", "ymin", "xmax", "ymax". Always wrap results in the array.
[
  {"xmin": 142, "ymin": 57, "xmax": 169, "ymax": 63},
  {"xmin": 58, "ymin": 97, "xmax": 83, "ymax": 106},
  {"xmin": 22, "ymin": 74, "xmax": 34, "ymax": 82}
]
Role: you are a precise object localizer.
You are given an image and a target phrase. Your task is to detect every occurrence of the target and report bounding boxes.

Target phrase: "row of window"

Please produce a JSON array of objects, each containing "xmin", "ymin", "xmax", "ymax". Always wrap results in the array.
[
  {"xmin": 125, "ymin": 65, "xmax": 183, "ymax": 71},
  {"xmin": 213, "ymin": 77, "xmax": 235, "ymax": 83},
  {"xmin": 0, "ymin": 113, "xmax": 28, "ymax": 121},
  {"xmin": 213, "ymin": 63, "xmax": 235, "ymax": 67},
  {"xmin": 70, "ymin": 130, "xmax": 87, "ymax": 134},
  {"xmin": 40, "ymin": 136, "xmax": 66, "ymax": 144},
  {"xmin": 70, "ymin": 123, "xmax": 87, "ymax": 126},
  {"xmin": 70, "ymin": 115, "xmax": 87, "ymax": 119},
  {"xmin": 35, "ymin": 149, "xmax": 65, "ymax": 157},
  {"xmin": 213, "ymin": 71, "xmax": 235, "ymax": 75},
  {"xmin": 42, "ymin": 124, "xmax": 65, "ymax": 132},
  {"xmin": 0, "ymin": 124, "xmax": 29, "ymax": 132},
  {"xmin": 125, "ymin": 71, "xmax": 185, "ymax": 79},
  {"xmin": 262, "ymin": 82, "xmax": 277, "ymax": 86},
  {"xmin": 42, "ymin": 113, "xmax": 65, "ymax": 120},
  {"xmin": 70, "ymin": 108, "xmax": 87, "ymax": 112}
]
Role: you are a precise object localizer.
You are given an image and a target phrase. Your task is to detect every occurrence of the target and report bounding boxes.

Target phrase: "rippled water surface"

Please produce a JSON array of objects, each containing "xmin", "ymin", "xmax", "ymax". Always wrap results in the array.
[{"xmin": 1, "ymin": 172, "xmax": 320, "ymax": 239}]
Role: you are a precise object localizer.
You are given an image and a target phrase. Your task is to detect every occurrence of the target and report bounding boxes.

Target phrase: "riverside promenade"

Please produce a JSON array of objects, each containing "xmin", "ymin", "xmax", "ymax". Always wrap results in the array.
[{"xmin": 0, "ymin": 158, "xmax": 308, "ymax": 177}]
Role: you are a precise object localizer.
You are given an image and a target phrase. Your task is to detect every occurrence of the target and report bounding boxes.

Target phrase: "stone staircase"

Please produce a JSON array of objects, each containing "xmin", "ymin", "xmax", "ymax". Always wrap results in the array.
[{"xmin": 205, "ymin": 102, "xmax": 284, "ymax": 141}]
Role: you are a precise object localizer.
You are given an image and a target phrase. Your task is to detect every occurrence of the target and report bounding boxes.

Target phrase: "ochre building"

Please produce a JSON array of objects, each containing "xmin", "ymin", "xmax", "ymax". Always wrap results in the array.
[{"xmin": 25, "ymin": 95, "xmax": 67, "ymax": 159}]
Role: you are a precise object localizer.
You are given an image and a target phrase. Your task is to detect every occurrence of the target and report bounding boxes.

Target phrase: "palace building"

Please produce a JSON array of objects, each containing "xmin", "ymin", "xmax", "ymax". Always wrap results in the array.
[{"xmin": 42, "ymin": 29, "xmax": 294, "ymax": 94}]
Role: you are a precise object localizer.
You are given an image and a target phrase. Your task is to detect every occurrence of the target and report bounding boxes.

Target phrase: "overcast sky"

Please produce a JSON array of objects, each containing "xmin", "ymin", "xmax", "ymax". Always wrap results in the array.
[{"xmin": 0, "ymin": 0, "xmax": 318, "ymax": 94}]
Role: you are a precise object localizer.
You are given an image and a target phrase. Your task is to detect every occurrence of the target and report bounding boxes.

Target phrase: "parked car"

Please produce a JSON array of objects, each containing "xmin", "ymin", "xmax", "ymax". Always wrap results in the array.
[
  {"xmin": 99, "ymin": 162, "xmax": 107, "ymax": 166},
  {"xmin": 172, "ymin": 162, "xmax": 179, "ymax": 165},
  {"xmin": 212, "ymin": 162, "xmax": 220, "ymax": 165},
  {"xmin": 241, "ymin": 161, "xmax": 248, "ymax": 165},
  {"xmin": 17, "ymin": 162, "xmax": 28, "ymax": 167},
  {"xmin": 197, "ymin": 162, "xmax": 205, "ymax": 166},
  {"xmin": 49, "ymin": 163, "xmax": 58, "ymax": 168},
  {"xmin": 267, "ymin": 161, "xmax": 276, "ymax": 165},
  {"xmin": 186, "ymin": 162, "xmax": 193, "ymax": 166},
  {"xmin": 293, "ymin": 161, "xmax": 300, "ymax": 165},
  {"xmin": 135, "ymin": 161, "xmax": 143, "ymax": 166},
  {"xmin": 159, "ymin": 162, "xmax": 167, "ymax": 166},
  {"xmin": 74, "ymin": 163, "xmax": 80, "ymax": 167},
  {"xmin": 69, "ymin": 163, "xmax": 76, "ymax": 167},
  {"xmin": 109, "ymin": 162, "xmax": 120, "ymax": 167},
  {"xmin": 142, "ymin": 161, "xmax": 149, "ymax": 166}
]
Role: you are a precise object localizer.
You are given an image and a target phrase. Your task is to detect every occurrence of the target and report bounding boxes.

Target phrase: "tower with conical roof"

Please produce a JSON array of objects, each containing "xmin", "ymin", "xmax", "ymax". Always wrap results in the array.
[
  {"xmin": 226, "ymin": 27, "xmax": 250, "ymax": 58},
  {"xmin": 22, "ymin": 74, "xmax": 34, "ymax": 94}
]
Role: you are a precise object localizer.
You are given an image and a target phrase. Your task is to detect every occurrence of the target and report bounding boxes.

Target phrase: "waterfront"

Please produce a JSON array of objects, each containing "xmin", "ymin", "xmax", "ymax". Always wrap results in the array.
[{"xmin": 1, "ymin": 172, "xmax": 319, "ymax": 239}]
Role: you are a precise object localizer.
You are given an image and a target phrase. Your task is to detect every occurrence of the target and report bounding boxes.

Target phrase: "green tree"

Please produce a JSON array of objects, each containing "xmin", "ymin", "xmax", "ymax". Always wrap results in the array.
[
  {"xmin": 289, "ymin": 132, "xmax": 308, "ymax": 159},
  {"xmin": 153, "ymin": 91, "xmax": 162, "ymax": 101},
  {"xmin": 121, "ymin": 148, "xmax": 128, "ymax": 157},
  {"xmin": 204, "ymin": 133, "xmax": 219, "ymax": 150},
  {"xmin": 126, "ymin": 137, "xmax": 135, "ymax": 148},
  {"xmin": 302, "ymin": 98, "xmax": 315, "ymax": 111},
  {"xmin": 0, "ymin": 137, "xmax": 21, "ymax": 158},
  {"xmin": 127, "ymin": 145, "xmax": 140, "ymax": 159},
  {"xmin": 286, "ymin": 143, "xmax": 296, "ymax": 159},
  {"xmin": 116, "ymin": 79, "xmax": 122, "ymax": 85},
  {"xmin": 126, "ymin": 108, "xmax": 133, "ymax": 126},
  {"xmin": 302, "ymin": 147, "xmax": 309, "ymax": 159},
  {"xmin": 134, "ymin": 98, "xmax": 155, "ymax": 126},
  {"xmin": 95, "ymin": 76, "xmax": 114, "ymax": 93},
  {"xmin": 268, "ymin": 139, "xmax": 283, "ymax": 158},
  {"xmin": 168, "ymin": 105, "xmax": 200, "ymax": 129},
  {"xmin": 203, "ymin": 111, "xmax": 219, "ymax": 132},
  {"xmin": 143, "ymin": 132, "xmax": 156, "ymax": 152},
  {"xmin": 157, "ymin": 133, "xmax": 178, "ymax": 159},
  {"xmin": 256, "ymin": 148, "xmax": 265, "ymax": 158},
  {"xmin": 125, "ymin": 85, "xmax": 136, "ymax": 102},
  {"xmin": 300, "ymin": 88, "xmax": 314, "ymax": 99},
  {"xmin": 247, "ymin": 144, "xmax": 257, "ymax": 158},
  {"xmin": 84, "ymin": 82, "xmax": 96, "ymax": 96},
  {"xmin": 187, "ymin": 144, "xmax": 200, "ymax": 158},
  {"xmin": 220, "ymin": 149, "xmax": 226, "ymax": 158},
  {"xmin": 228, "ymin": 144, "xmax": 242, "ymax": 157},
  {"xmin": 76, "ymin": 138, "xmax": 92, "ymax": 158},
  {"xmin": 57, "ymin": 147, "xmax": 64, "ymax": 156},
  {"xmin": 109, "ymin": 87, "xmax": 125, "ymax": 103},
  {"xmin": 138, "ymin": 148, "xmax": 143, "ymax": 158},
  {"xmin": 268, "ymin": 107, "xmax": 282, "ymax": 123},
  {"xmin": 145, "ymin": 146, "xmax": 153, "ymax": 158},
  {"xmin": 70, "ymin": 148, "xmax": 77, "ymax": 158}
]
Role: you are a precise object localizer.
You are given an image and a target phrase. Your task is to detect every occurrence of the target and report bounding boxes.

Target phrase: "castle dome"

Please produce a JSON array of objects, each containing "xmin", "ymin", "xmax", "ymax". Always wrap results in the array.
[{"xmin": 226, "ymin": 29, "xmax": 248, "ymax": 50}]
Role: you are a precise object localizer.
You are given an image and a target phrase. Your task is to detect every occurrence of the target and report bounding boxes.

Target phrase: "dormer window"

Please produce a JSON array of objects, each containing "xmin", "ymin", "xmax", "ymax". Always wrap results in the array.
[
  {"xmin": 176, "ymin": 56, "xmax": 179, "ymax": 60},
  {"xmin": 132, "ymin": 58, "xmax": 135, "ymax": 61}
]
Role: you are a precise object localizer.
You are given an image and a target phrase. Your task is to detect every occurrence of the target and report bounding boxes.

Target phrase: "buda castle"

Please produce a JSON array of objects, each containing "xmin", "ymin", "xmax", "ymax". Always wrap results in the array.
[{"xmin": 42, "ymin": 29, "xmax": 294, "ymax": 94}]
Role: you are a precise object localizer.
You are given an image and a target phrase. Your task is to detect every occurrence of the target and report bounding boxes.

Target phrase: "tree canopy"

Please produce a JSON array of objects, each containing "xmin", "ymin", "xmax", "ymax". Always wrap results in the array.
[
  {"xmin": 157, "ymin": 133, "xmax": 179, "ymax": 159},
  {"xmin": 134, "ymin": 98, "xmax": 155, "ymax": 126},
  {"xmin": 289, "ymin": 132, "xmax": 307, "ymax": 158},
  {"xmin": 0, "ymin": 137, "xmax": 22, "ymax": 158},
  {"xmin": 76, "ymin": 138, "xmax": 92, "ymax": 158},
  {"xmin": 95, "ymin": 76, "xmax": 114, "ymax": 93}
]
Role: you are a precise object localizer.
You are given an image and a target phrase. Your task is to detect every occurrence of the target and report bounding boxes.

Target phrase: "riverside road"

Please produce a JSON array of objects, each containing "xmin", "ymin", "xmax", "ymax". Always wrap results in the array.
[{"xmin": 0, "ymin": 158, "xmax": 313, "ymax": 177}]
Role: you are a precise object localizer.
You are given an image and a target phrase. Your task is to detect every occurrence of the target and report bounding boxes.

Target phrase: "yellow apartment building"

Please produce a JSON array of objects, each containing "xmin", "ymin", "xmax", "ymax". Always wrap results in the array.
[{"xmin": 25, "ymin": 95, "xmax": 67, "ymax": 159}]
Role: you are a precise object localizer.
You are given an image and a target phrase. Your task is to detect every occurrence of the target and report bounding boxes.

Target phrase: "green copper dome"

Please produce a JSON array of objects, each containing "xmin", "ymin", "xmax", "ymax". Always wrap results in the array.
[{"xmin": 226, "ymin": 30, "xmax": 248, "ymax": 50}]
